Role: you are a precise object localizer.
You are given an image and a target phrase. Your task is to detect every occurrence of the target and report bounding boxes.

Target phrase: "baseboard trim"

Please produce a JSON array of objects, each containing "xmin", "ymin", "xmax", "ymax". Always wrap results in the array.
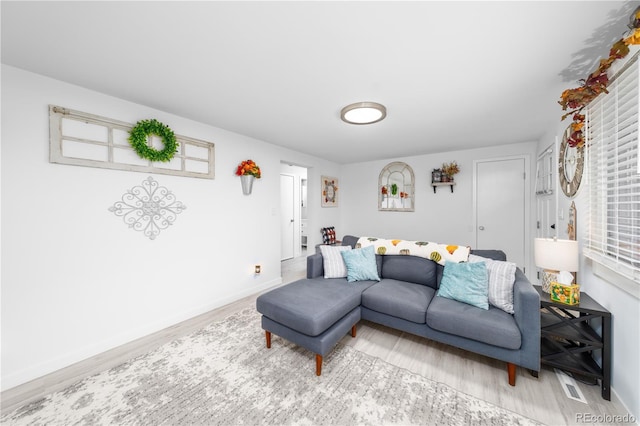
[{"xmin": 0, "ymin": 281, "xmax": 282, "ymax": 415}]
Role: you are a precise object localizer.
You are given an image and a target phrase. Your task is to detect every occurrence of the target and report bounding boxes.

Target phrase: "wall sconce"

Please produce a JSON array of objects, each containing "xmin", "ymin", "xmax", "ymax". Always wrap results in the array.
[{"xmin": 255, "ymin": 265, "xmax": 261, "ymax": 274}]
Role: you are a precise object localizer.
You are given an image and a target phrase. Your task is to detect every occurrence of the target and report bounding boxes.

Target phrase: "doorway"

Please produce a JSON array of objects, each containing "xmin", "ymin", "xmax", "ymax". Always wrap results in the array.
[
  {"xmin": 474, "ymin": 156, "xmax": 530, "ymax": 273},
  {"xmin": 280, "ymin": 164, "xmax": 308, "ymax": 263},
  {"xmin": 281, "ymin": 174, "xmax": 295, "ymax": 261}
]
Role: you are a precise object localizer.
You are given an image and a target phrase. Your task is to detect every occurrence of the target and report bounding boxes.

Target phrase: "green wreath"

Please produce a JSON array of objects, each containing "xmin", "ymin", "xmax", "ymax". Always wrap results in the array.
[{"xmin": 128, "ymin": 119, "xmax": 178, "ymax": 162}]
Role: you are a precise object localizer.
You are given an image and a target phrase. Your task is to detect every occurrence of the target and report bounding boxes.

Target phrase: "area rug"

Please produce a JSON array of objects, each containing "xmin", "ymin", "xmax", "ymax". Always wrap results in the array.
[{"xmin": 2, "ymin": 309, "xmax": 542, "ymax": 425}]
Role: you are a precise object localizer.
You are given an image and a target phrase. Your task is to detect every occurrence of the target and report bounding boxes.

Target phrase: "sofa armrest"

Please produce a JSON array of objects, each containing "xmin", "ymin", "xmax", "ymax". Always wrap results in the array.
[
  {"xmin": 512, "ymin": 268, "xmax": 541, "ymax": 371},
  {"xmin": 307, "ymin": 253, "xmax": 324, "ymax": 278}
]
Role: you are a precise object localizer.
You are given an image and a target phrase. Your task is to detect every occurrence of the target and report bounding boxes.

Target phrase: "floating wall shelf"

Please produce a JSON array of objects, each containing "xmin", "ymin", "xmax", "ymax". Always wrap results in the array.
[{"xmin": 432, "ymin": 182, "xmax": 456, "ymax": 193}]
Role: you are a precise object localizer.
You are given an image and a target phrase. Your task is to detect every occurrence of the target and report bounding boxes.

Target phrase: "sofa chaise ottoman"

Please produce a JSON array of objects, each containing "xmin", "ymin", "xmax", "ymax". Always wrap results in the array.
[{"xmin": 257, "ymin": 278, "xmax": 376, "ymax": 375}]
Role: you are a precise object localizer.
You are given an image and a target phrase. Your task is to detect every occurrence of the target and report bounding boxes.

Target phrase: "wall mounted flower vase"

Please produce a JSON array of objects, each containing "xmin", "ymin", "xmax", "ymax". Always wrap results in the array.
[{"xmin": 241, "ymin": 174, "xmax": 255, "ymax": 195}]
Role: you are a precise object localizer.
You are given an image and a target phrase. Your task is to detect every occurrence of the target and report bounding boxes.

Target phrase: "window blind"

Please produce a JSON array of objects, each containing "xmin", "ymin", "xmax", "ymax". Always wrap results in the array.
[{"xmin": 585, "ymin": 54, "xmax": 640, "ymax": 283}]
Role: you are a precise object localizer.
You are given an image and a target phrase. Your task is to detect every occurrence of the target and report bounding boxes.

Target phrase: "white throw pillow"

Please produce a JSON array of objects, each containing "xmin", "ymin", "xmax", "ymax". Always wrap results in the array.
[
  {"xmin": 319, "ymin": 245, "xmax": 352, "ymax": 278},
  {"xmin": 468, "ymin": 254, "xmax": 517, "ymax": 314}
]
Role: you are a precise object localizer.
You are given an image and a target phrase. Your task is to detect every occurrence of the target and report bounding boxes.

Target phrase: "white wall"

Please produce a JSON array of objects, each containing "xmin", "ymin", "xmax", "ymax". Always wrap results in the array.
[
  {"xmin": 536, "ymin": 121, "xmax": 640, "ymax": 419},
  {"xmin": 0, "ymin": 65, "xmax": 340, "ymax": 390},
  {"xmin": 339, "ymin": 142, "xmax": 538, "ymax": 279}
]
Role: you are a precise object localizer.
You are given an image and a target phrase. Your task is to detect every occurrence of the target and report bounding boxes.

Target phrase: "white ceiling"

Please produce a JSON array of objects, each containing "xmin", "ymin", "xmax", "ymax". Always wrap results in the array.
[{"xmin": 1, "ymin": 1, "xmax": 635, "ymax": 164}]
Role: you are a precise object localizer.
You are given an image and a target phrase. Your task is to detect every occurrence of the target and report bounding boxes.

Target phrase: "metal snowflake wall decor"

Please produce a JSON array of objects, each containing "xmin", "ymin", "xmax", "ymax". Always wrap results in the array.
[{"xmin": 108, "ymin": 176, "xmax": 186, "ymax": 240}]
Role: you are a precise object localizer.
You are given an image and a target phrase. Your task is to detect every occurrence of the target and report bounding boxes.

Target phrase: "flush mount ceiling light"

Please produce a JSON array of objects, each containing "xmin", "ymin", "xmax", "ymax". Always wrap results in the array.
[{"xmin": 340, "ymin": 102, "xmax": 386, "ymax": 125}]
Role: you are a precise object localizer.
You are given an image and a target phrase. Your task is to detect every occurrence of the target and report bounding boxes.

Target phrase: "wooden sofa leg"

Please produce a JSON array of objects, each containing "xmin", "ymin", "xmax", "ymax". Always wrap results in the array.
[
  {"xmin": 316, "ymin": 354, "xmax": 323, "ymax": 376},
  {"xmin": 265, "ymin": 331, "xmax": 271, "ymax": 349},
  {"xmin": 507, "ymin": 363, "xmax": 516, "ymax": 386},
  {"xmin": 351, "ymin": 325, "xmax": 357, "ymax": 338}
]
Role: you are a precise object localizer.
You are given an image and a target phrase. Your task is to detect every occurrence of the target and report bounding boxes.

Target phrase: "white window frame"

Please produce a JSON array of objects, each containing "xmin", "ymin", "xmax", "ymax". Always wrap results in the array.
[
  {"xmin": 535, "ymin": 145, "xmax": 555, "ymax": 196},
  {"xmin": 584, "ymin": 52, "xmax": 640, "ymax": 294},
  {"xmin": 49, "ymin": 105, "xmax": 215, "ymax": 179}
]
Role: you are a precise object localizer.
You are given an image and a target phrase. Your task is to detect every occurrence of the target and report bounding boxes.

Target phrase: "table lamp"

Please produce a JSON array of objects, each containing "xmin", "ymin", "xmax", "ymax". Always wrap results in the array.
[{"xmin": 534, "ymin": 237, "xmax": 579, "ymax": 293}]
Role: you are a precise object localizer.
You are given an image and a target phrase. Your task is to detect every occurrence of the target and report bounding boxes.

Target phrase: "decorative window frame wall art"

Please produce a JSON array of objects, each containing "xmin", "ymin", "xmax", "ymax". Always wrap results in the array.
[
  {"xmin": 379, "ymin": 161, "xmax": 415, "ymax": 212},
  {"xmin": 108, "ymin": 176, "xmax": 186, "ymax": 240},
  {"xmin": 49, "ymin": 105, "xmax": 215, "ymax": 179},
  {"xmin": 321, "ymin": 176, "xmax": 339, "ymax": 207}
]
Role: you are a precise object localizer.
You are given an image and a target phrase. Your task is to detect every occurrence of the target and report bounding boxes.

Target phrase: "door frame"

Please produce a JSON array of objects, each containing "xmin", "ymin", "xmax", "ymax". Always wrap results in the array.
[
  {"xmin": 280, "ymin": 173, "xmax": 297, "ymax": 261},
  {"xmin": 472, "ymin": 154, "xmax": 532, "ymax": 279}
]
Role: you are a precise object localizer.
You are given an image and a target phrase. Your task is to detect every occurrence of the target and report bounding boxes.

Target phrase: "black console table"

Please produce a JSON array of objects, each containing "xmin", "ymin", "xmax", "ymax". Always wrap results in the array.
[{"xmin": 534, "ymin": 285, "xmax": 611, "ymax": 400}]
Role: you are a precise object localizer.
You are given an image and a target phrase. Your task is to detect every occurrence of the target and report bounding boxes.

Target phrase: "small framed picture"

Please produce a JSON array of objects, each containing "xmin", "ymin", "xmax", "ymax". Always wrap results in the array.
[{"xmin": 321, "ymin": 176, "xmax": 339, "ymax": 207}]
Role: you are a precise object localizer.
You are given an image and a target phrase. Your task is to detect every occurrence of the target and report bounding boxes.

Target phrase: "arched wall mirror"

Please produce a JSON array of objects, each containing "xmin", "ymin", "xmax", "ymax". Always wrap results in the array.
[{"xmin": 378, "ymin": 161, "xmax": 415, "ymax": 211}]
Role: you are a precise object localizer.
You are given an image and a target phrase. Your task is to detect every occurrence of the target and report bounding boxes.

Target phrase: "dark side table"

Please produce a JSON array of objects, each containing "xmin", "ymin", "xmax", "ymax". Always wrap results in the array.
[{"xmin": 534, "ymin": 285, "xmax": 611, "ymax": 400}]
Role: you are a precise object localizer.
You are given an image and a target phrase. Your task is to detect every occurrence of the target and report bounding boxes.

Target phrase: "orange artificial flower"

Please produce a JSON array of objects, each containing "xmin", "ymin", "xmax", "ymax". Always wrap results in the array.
[{"xmin": 235, "ymin": 159, "xmax": 261, "ymax": 178}]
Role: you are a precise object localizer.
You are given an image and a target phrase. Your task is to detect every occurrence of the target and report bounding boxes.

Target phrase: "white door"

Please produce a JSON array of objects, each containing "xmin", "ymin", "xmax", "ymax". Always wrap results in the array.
[
  {"xmin": 475, "ymin": 157, "xmax": 527, "ymax": 271},
  {"xmin": 536, "ymin": 196, "xmax": 556, "ymax": 238},
  {"xmin": 280, "ymin": 174, "xmax": 295, "ymax": 261}
]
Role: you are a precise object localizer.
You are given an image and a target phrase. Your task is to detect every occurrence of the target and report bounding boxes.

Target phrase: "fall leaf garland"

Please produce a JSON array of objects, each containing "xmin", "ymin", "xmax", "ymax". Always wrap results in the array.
[{"xmin": 559, "ymin": 8, "xmax": 640, "ymax": 148}]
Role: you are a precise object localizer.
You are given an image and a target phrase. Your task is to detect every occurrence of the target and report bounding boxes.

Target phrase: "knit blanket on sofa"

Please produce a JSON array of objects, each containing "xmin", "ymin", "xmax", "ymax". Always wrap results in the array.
[{"xmin": 356, "ymin": 237, "xmax": 470, "ymax": 266}]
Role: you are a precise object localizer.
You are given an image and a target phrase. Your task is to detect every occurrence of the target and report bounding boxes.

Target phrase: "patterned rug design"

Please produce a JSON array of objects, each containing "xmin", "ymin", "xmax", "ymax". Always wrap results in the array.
[{"xmin": 2, "ymin": 309, "xmax": 542, "ymax": 425}]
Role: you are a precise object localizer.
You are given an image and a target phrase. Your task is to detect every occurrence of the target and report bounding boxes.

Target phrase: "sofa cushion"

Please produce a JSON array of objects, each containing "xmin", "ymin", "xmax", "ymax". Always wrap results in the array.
[
  {"xmin": 374, "ymin": 255, "xmax": 383, "ymax": 278},
  {"xmin": 437, "ymin": 261, "xmax": 489, "ymax": 310},
  {"xmin": 426, "ymin": 295, "xmax": 521, "ymax": 349},
  {"xmin": 470, "ymin": 249, "xmax": 506, "ymax": 262},
  {"xmin": 319, "ymin": 245, "xmax": 351, "ymax": 278},
  {"xmin": 361, "ymin": 279, "xmax": 436, "ymax": 324},
  {"xmin": 256, "ymin": 278, "xmax": 376, "ymax": 336},
  {"xmin": 341, "ymin": 246, "xmax": 381, "ymax": 282},
  {"xmin": 341, "ymin": 235, "xmax": 359, "ymax": 248},
  {"xmin": 380, "ymin": 255, "xmax": 438, "ymax": 288}
]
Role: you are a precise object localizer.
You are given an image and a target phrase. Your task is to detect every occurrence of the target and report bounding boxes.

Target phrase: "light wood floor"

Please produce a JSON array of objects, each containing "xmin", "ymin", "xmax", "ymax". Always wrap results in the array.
[
  {"xmin": 2, "ymin": 254, "xmax": 632, "ymax": 425},
  {"xmin": 281, "ymin": 255, "xmax": 631, "ymax": 425}
]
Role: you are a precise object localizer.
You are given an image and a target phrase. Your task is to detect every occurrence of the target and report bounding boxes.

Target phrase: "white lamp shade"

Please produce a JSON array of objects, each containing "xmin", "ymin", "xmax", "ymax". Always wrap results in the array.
[{"xmin": 534, "ymin": 238, "xmax": 579, "ymax": 272}]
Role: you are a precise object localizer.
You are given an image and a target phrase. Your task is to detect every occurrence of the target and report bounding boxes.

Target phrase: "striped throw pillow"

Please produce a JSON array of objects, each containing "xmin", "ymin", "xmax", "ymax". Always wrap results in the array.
[
  {"xmin": 468, "ymin": 254, "xmax": 517, "ymax": 314},
  {"xmin": 319, "ymin": 245, "xmax": 351, "ymax": 278}
]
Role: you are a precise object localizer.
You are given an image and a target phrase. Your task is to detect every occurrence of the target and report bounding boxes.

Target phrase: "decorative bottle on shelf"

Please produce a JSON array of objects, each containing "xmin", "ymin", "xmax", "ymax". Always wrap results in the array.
[{"xmin": 432, "ymin": 169, "xmax": 442, "ymax": 183}]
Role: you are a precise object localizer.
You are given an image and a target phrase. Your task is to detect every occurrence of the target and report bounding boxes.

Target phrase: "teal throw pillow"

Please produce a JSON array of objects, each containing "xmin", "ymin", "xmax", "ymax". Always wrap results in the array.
[
  {"xmin": 437, "ymin": 261, "xmax": 489, "ymax": 310},
  {"xmin": 340, "ymin": 245, "xmax": 381, "ymax": 282}
]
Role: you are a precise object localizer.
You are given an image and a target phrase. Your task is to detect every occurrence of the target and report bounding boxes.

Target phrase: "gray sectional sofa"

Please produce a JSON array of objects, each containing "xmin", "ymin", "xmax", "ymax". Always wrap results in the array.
[{"xmin": 256, "ymin": 235, "xmax": 540, "ymax": 385}]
